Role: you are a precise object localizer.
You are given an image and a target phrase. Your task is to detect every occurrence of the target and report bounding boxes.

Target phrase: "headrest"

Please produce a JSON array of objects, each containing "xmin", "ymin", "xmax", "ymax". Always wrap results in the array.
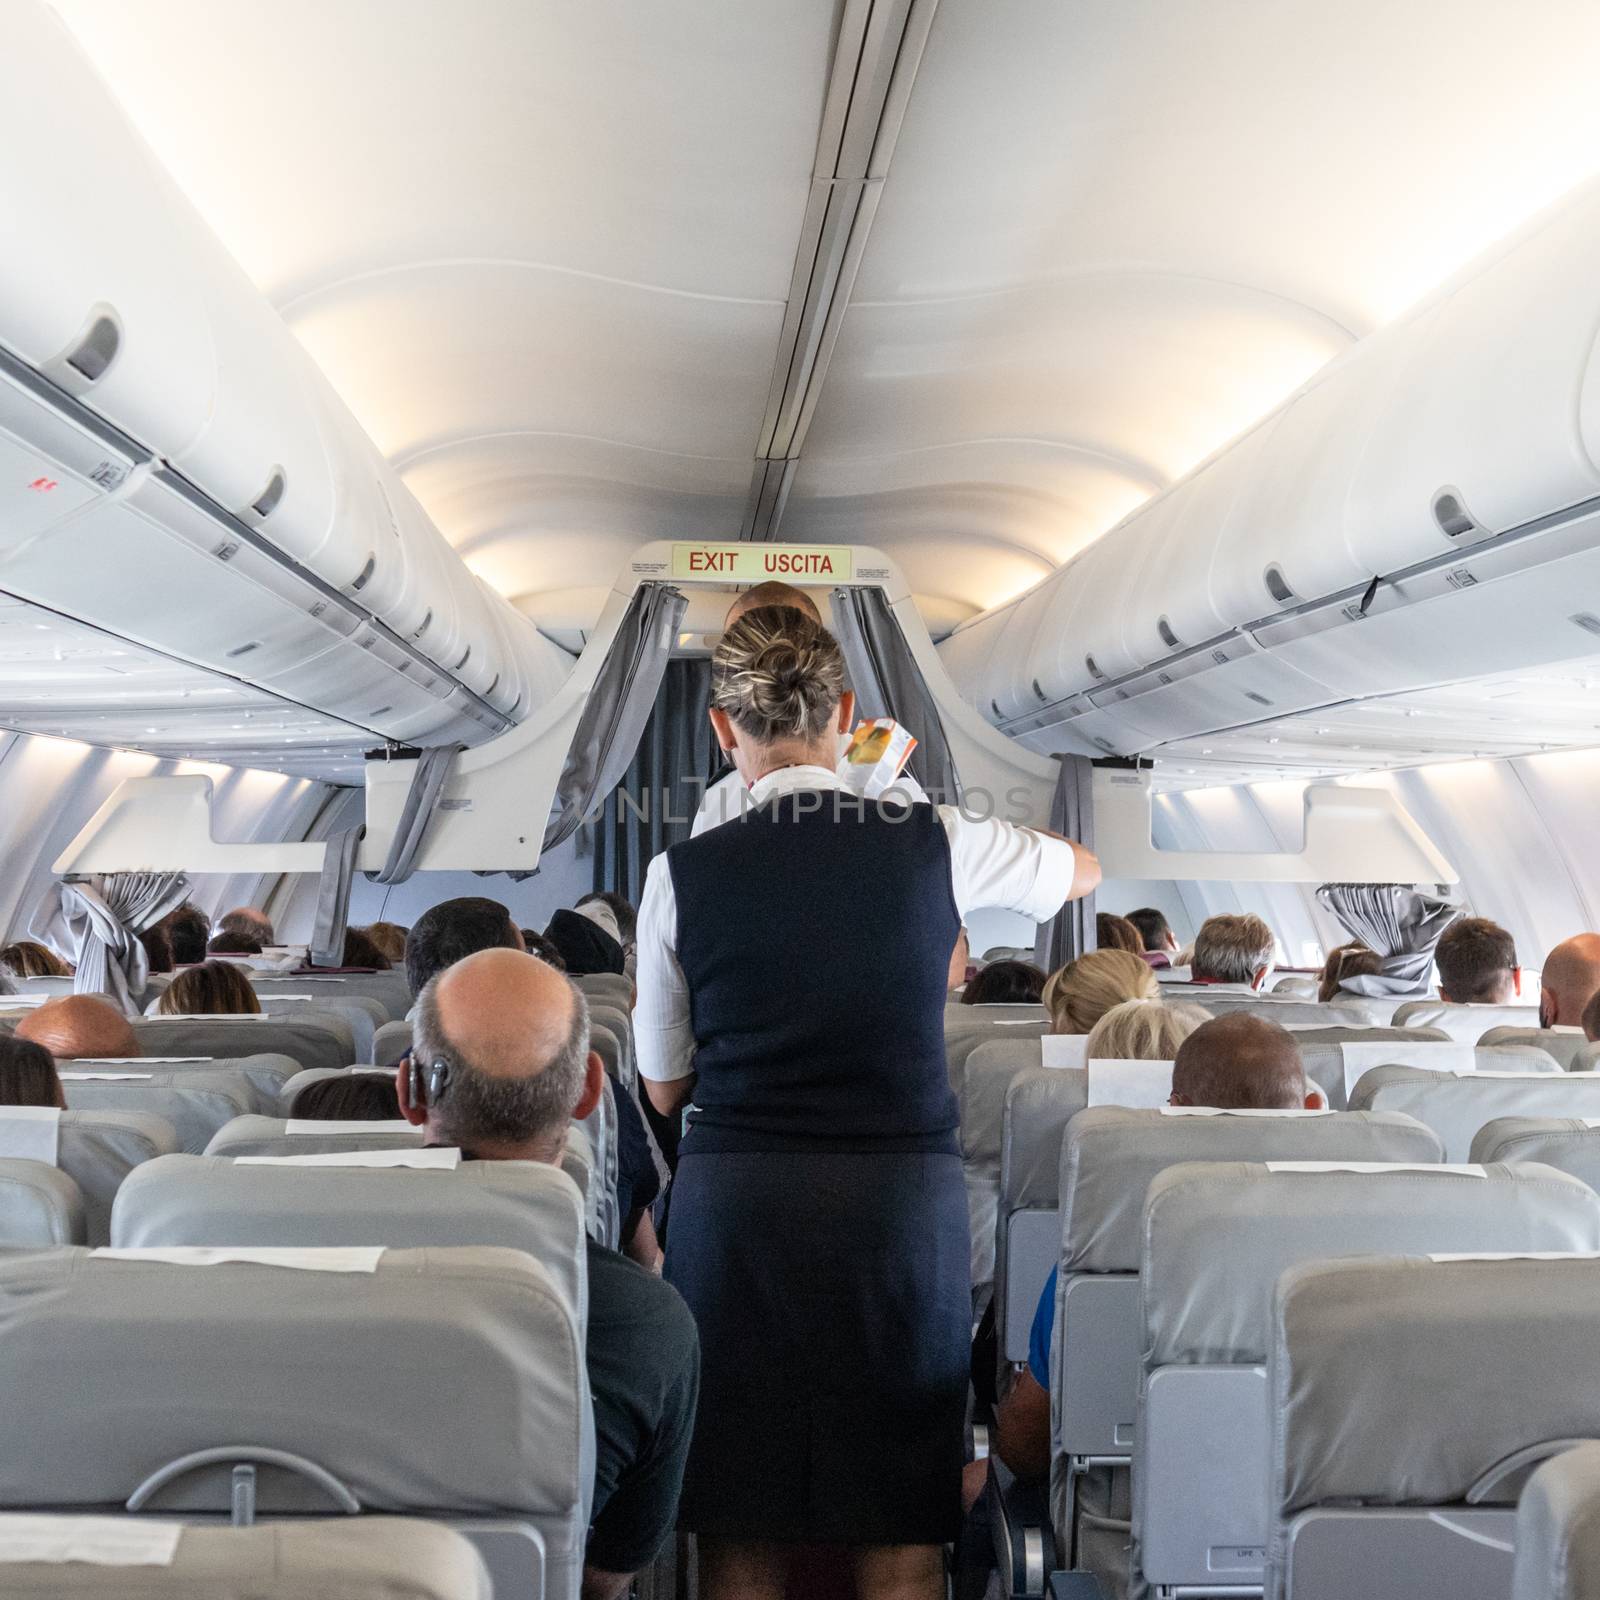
[
  {"xmin": 204, "ymin": 1116, "xmax": 424, "ymax": 1159},
  {"xmin": 1479, "ymin": 1025, "xmax": 1592, "ymax": 1072},
  {"xmin": 0, "ymin": 1159, "xmax": 85, "ymax": 1247},
  {"xmin": 1472, "ymin": 1117, "xmax": 1600, "ymax": 1185},
  {"xmin": 113, "ymin": 1153, "xmax": 587, "ymax": 1324},
  {"xmin": 0, "ymin": 1245, "xmax": 589, "ymax": 1526},
  {"xmin": 959, "ymin": 1040, "xmax": 1061, "ymax": 1163},
  {"xmin": 1190, "ymin": 997, "xmax": 1380, "ymax": 1028},
  {"xmin": 1351, "ymin": 1064, "xmax": 1600, "ymax": 1160},
  {"xmin": 58, "ymin": 1071, "xmax": 260, "ymax": 1155},
  {"xmin": 275, "ymin": 1066, "xmax": 399, "ymax": 1116},
  {"xmin": 1389, "ymin": 1000, "xmax": 1542, "ymax": 1041},
  {"xmin": 1000, "ymin": 1065, "xmax": 1090, "ymax": 1210},
  {"xmin": 24, "ymin": 1112, "xmax": 179, "ymax": 1246},
  {"xmin": 372, "ymin": 1019, "xmax": 413, "ymax": 1066},
  {"xmin": 1060, "ymin": 1106, "xmax": 1443, "ymax": 1274},
  {"xmin": 130, "ymin": 1017, "xmax": 351, "ymax": 1074},
  {"xmin": 1272, "ymin": 1256, "xmax": 1600, "ymax": 1536},
  {"xmin": 0, "ymin": 1517, "xmax": 492, "ymax": 1599},
  {"xmin": 254, "ymin": 971, "xmax": 414, "ymax": 1024},
  {"xmin": 1512, "ymin": 1441, "xmax": 1600, "ymax": 1600},
  {"xmin": 1143, "ymin": 1160, "xmax": 1600, "ymax": 1369}
]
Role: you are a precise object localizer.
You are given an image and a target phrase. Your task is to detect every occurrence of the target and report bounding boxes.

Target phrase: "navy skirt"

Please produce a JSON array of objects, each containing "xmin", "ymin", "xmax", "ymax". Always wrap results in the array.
[{"xmin": 664, "ymin": 1143, "xmax": 971, "ymax": 1546}]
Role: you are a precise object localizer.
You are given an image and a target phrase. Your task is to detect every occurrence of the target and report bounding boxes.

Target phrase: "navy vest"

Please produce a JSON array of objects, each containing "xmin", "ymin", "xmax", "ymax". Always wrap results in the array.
[{"xmin": 667, "ymin": 791, "xmax": 961, "ymax": 1151}]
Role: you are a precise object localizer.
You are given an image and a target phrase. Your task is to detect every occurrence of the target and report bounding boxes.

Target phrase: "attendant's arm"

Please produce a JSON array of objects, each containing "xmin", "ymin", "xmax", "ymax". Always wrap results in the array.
[
  {"xmin": 942, "ymin": 809, "xmax": 1100, "ymax": 919},
  {"xmin": 634, "ymin": 854, "xmax": 699, "ymax": 1118}
]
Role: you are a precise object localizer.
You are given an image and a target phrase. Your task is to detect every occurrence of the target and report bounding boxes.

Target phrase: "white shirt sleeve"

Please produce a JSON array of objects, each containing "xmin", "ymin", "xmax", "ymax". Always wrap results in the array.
[
  {"xmin": 938, "ymin": 806, "xmax": 1081, "ymax": 922},
  {"xmin": 633, "ymin": 852, "xmax": 698, "ymax": 1082}
]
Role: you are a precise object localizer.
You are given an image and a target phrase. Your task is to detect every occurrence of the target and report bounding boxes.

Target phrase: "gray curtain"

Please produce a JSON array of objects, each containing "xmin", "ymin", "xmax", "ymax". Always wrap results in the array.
[
  {"xmin": 1034, "ymin": 755, "xmax": 1097, "ymax": 974},
  {"xmin": 31, "ymin": 871, "xmax": 189, "ymax": 1011},
  {"xmin": 593, "ymin": 660, "xmax": 722, "ymax": 905},
  {"xmin": 367, "ymin": 743, "xmax": 464, "ymax": 886},
  {"xmin": 309, "ymin": 824, "xmax": 365, "ymax": 969},
  {"xmin": 1315, "ymin": 883, "xmax": 1463, "ymax": 997},
  {"xmin": 544, "ymin": 582, "xmax": 688, "ymax": 853},
  {"xmin": 830, "ymin": 585, "xmax": 959, "ymax": 804}
]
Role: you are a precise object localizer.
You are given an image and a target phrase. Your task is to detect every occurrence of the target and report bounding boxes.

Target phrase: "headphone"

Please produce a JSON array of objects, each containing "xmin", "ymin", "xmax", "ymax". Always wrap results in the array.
[{"xmin": 407, "ymin": 1054, "xmax": 452, "ymax": 1108}]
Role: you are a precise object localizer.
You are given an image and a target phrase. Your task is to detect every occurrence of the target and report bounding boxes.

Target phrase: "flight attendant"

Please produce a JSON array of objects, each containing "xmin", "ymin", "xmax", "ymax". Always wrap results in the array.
[{"xmin": 636, "ymin": 605, "xmax": 1097, "ymax": 1600}]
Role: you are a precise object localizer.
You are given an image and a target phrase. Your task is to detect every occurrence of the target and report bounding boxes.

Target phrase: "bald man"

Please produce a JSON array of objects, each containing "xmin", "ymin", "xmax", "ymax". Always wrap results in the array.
[
  {"xmin": 1169, "ymin": 1013, "xmax": 1323, "ymax": 1110},
  {"xmin": 218, "ymin": 906, "xmax": 275, "ymax": 946},
  {"xmin": 17, "ymin": 995, "xmax": 138, "ymax": 1061},
  {"xmin": 1539, "ymin": 934, "xmax": 1600, "ymax": 1029},
  {"xmin": 398, "ymin": 950, "xmax": 698, "ymax": 1600},
  {"xmin": 689, "ymin": 581, "xmax": 927, "ymax": 836}
]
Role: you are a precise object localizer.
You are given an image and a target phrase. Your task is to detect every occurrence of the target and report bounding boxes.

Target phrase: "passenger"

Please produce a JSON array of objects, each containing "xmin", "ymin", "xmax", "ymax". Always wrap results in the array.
[
  {"xmin": 362, "ymin": 920, "xmax": 409, "ymax": 965},
  {"xmin": 1125, "ymin": 906, "xmax": 1180, "ymax": 969},
  {"xmin": 138, "ymin": 922, "xmax": 174, "ymax": 975},
  {"xmin": 1435, "ymin": 916, "xmax": 1521, "ymax": 1005},
  {"xmin": 407, "ymin": 897, "xmax": 659, "ymax": 1265},
  {"xmin": 288, "ymin": 1072, "xmax": 402, "ymax": 1122},
  {"xmin": 218, "ymin": 906, "xmax": 274, "ymax": 946},
  {"xmin": 0, "ymin": 1035, "xmax": 65, "ymax": 1109},
  {"xmin": 1318, "ymin": 941, "xmax": 1382, "ymax": 1003},
  {"xmin": 1096, "ymin": 912, "xmax": 1143, "ymax": 954},
  {"xmin": 160, "ymin": 904, "xmax": 211, "ymax": 966},
  {"xmin": 1044, "ymin": 948, "xmax": 1159, "ymax": 1034},
  {"xmin": 637, "ymin": 605, "xmax": 1095, "ymax": 1599},
  {"xmin": 947, "ymin": 925, "xmax": 970, "ymax": 993},
  {"xmin": 336, "ymin": 927, "xmax": 391, "ymax": 971},
  {"xmin": 578, "ymin": 890, "xmax": 639, "ymax": 979},
  {"xmin": 399, "ymin": 947, "xmax": 698, "ymax": 1597},
  {"xmin": 155, "ymin": 960, "xmax": 261, "ymax": 1016},
  {"xmin": 544, "ymin": 906, "xmax": 626, "ymax": 977},
  {"xmin": 1538, "ymin": 933, "xmax": 1600, "ymax": 1028},
  {"xmin": 1190, "ymin": 912, "xmax": 1276, "ymax": 991},
  {"xmin": 207, "ymin": 930, "xmax": 262, "ymax": 957},
  {"xmin": 1168, "ymin": 1013, "xmax": 1325, "ymax": 1110},
  {"xmin": 521, "ymin": 928, "xmax": 568, "ymax": 971},
  {"xmin": 0, "ymin": 940, "xmax": 70, "ymax": 979},
  {"xmin": 16, "ymin": 995, "xmax": 138, "ymax": 1060},
  {"xmin": 959, "ymin": 958, "xmax": 1047, "ymax": 1006},
  {"xmin": 996, "ymin": 999, "xmax": 1209, "ymax": 1482}
]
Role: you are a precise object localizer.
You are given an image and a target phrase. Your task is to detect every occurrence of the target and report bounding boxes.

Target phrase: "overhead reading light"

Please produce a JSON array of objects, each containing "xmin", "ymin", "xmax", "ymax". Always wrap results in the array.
[
  {"xmin": 248, "ymin": 468, "xmax": 286, "ymax": 521},
  {"xmin": 1263, "ymin": 565, "xmax": 1296, "ymax": 605},
  {"xmin": 1432, "ymin": 487, "xmax": 1483, "ymax": 540},
  {"xmin": 1570, "ymin": 612, "xmax": 1600, "ymax": 637},
  {"xmin": 225, "ymin": 641, "xmax": 259, "ymax": 659},
  {"xmin": 58, "ymin": 305, "xmax": 122, "ymax": 386}
]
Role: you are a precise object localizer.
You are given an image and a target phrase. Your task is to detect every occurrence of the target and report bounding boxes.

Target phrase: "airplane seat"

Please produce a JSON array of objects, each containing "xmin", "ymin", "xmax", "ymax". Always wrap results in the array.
[
  {"xmin": 0, "ymin": 1110, "xmax": 178, "ymax": 1246},
  {"xmin": 573, "ymin": 972, "xmax": 631, "ymax": 1011},
  {"xmin": 1511, "ymin": 1441, "xmax": 1600, "ymax": 1600},
  {"xmin": 58, "ymin": 1052, "xmax": 301, "ymax": 1109},
  {"xmin": 1304, "ymin": 1039, "xmax": 1551, "ymax": 1112},
  {"xmin": 0, "ymin": 1516, "xmax": 494, "ymax": 1598},
  {"xmin": 130, "ymin": 1017, "xmax": 352, "ymax": 1075},
  {"xmin": 0, "ymin": 1246, "xmax": 588, "ymax": 1600},
  {"xmin": 947, "ymin": 1015, "xmax": 1048, "ymax": 1097},
  {"xmin": 110, "ymin": 1152, "xmax": 589, "ymax": 1329},
  {"xmin": 1269, "ymin": 976, "xmax": 1319, "ymax": 998},
  {"xmin": 1479, "ymin": 1026, "xmax": 1591, "ymax": 1072},
  {"xmin": 1134, "ymin": 1160, "xmax": 1600, "ymax": 1598},
  {"xmin": 1185, "ymin": 996, "xmax": 1387, "ymax": 1028},
  {"xmin": 58, "ymin": 1069, "xmax": 260, "ymax": 1155},
  {"xmin": 1349, "ymin": 1058, "xmax": 1600, "ymax": 1160},
  {"xmin": 1043, "ymin": 1108, "xmax": 1442, "ymax": 1583},
  {"xmin": 251, "ymin": 973, "xmax": 413, "ymax": 1024},
  {"xmin": 1270, "ymin": 1255, "xmax": 1600, "ymax": 1600},
  {"xmin": 0, "ymin": 1158, "xmax": 85, "ymax": 1246},
  {"xmin": 1471, "ymin": 1117, "xmax": 1600, "ymax": 1186},
  {"xmin": 274, "ymin": 1066, "xmax": 401, "ymax": 1116},
  {"xmin": 372, "ymin": 1019, "xmax": 412, "ymax": 1066},
  {"xmin": 256, "ymin": 995, "xmax": 386, "ymax": 1060},
  {"xmin": 1390, "ymin": 1000, "xmax": 1541, "ymax": 1042},
  {"xmin": 1576, "ymin": 1041, "xmax": 1600, "ymax": 1073}
]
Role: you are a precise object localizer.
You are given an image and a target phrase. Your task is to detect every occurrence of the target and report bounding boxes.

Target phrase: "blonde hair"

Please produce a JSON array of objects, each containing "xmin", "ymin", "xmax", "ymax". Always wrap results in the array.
[
  {"xmin": 1044, "ymin": 948, "xmax": 1159, "ymax": 1034},
  {"xmin": 711, "ymin": 606, "xmax": 844, "ymax": 743},
  {"xmin": 1085, "ymin": 999, "xmax": 1209, "ymax": 1061}
]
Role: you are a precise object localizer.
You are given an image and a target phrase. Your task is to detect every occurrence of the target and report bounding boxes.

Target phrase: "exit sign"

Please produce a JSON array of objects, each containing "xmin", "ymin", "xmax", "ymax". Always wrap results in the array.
[{"xmin": 669, "ymin": 543, "xmax": 854, "ymax": 582}]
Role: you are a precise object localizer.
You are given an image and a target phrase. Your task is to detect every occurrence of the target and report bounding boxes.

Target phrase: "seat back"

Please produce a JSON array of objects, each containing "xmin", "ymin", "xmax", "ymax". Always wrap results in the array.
[
  {"xmin": 274, "ymin": 1067, "xmax": 400, "ymax": 1117},
  {"xmin": 1137, "ymin": 1161, "xmax": 1600, "ymax": 1595},
  {"xmin": 1351, "ymin": 1062, "xmax": 1600, "ymax": 1160},
  {"xmin": 1479, "ymin": 1026, "xmax": 1592, "ymax": 1071},
  {"xmin": 0, "ymin": 1518, "xmax": 493, "ymax": 1599},
  {"xmin": 0, "ymin": 1158, "xmax": 85, "ymax": 1245},
  {"xmin": 253, "ymin": 971, "xmax": 413, "ymax": 1021},
  {"xmin": 1390, "ymin": 999, "xmax": 1541, "ymax": 1041},
  {"xmin": 1271, "ymin": 1255, "xmax": 1600, "ymax": 1600},
  {"xmin": 946, "ymin": 1013, "xmax": 1048, "ymax": 1096},
  {"xmin": 1317, "ymin": 1041, "xmax": 1556, "ymax": 1109},
  {"xmin": 257, "ymin": 995, "xmax": 386, "ymax": 1060},
  {"xmin": 0, "ymin": 1246, "xmax": 586, "ymax": 1600},
  {"xmin": 1189, "ymin": 995, "xmax": 1387, "ymax": 1028},
  {"xmin": 63, "ymin": 1053, "xmax": 300, "ymax": 1108},
  {"xmin": 130, "ymin": 1017, "xmax": 352, "ymax": 1073},
  {"xmin": 373, "ymin": 1019, "xmax": 412, "ymax": 1066},
  {"xmin": 1471, "ymin": 1117, "xmax": 1600, "ymax": 1185},
  {"xmin": 112, "ymin": 1153, "xmax": 589, "ymax": 1325},
  {"xmin": 59, "ymin": 1069, "xmax": 260, "ymax": 1154},
  {"xmin": 574, "ymin": 972, "xmax": 631, "ymax": 1010},
  {"xmin": 587, "ymin": 1006, "xmax": 634, "ymax": 1092},
  {"xmin": 1512, "ymin": 1442, "xmax": 1600, "ymax": 1600}
]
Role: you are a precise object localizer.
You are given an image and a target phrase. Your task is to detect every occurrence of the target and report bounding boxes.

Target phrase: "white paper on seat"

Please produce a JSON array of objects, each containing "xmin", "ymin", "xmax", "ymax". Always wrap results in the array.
[
  {"xmin": 59, "ymin": 1072, "xmax": 153, "ymax": 1081},
  {"xmin": 0, "ymin": 1515, "xmax": 182, "ymax": 1566},
  {"xmin": 236, "ymin": 1148, "xmax": 460, "ymax": 1170},
  {"xmin": 1341, "ymin": 1041, "xmax": 1474, "ymax": 1096},
  {"xmin": 158, "ymin": 1014, "xmax": 272, "ymax": 1022},
  {"xmin": 1086, "ymin": 1059, "xmax": 1173, "ymax": 1108},
  {"xmin": 0, "ymin": 1107, "xmax": 61, "ymax": 1165},
  {"xmin": 1160, "ymin": 1107, "xmax": 1332, "ymax": 1118},
  {"xmin": 1451, "ymin": 1070, "xmax": 1564, "ymax": 1079},
  {"xmin": 1265, "ymin": 1161, "xmax": 1487, "ymax": 1177},
  {"xmin": 92, "ymin": 1246, "xmax": 386, "ymax": 1273},
  {"xmin": 0, "ymin": 995, "xmax": 51, "ymax": 1008},
  {"xmin": 1040, "ymin": 1034, "xmax": 1088, "ymax": 1069},
  {"xmin": 81, "ymin": 1057, "xmax": 210, "ymax": 1065},
  {"xmin": 256, "ymin": 994, "xmax": 317, "ymax": 1002},
  {"xmin": 1583, "ymin": 1120, "xmax": 1600, "ymax": 1129},
  {"xmin": 283, "ymin": 1118, "xmax": 415, "ymax": 1136},
  {"xmin": 1427, "ymin": 1251, "xmax": 1600, "ymax": 1262}
]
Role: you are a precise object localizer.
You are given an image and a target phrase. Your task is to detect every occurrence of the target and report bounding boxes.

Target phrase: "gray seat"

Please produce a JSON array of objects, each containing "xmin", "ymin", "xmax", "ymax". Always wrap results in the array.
[
  {"xmin": 130, "ymin": 1017, "xmax": 352, "ymax": 1074},
  {"xmin": 258, "ymin": 995, "xmax": 387, "ymax": 1060},
  {"xmin": 1350, "ymin": 1060, "xmax": 1600, "ymax": 1160},
  {"xmin": 1135, "ymin": 1161, "xmax": 1600, "ymax": 1598},
  {"xmin": 0, "ymin": 1246, "xmax": 585, "ymax": 1600},
  {"xmin": 1186, "ymin": 995, "xmax": 1385, "ymax": 1028},
  {"xmin": 0, "ymin": 1158, "xmax": 85, "ymax": 1245},
  {"xmin": 1390, "ymin": 999, "xmax": 1542, "ymax": 1041},
  {"xmin": 111, "ymin": 1152, "xmax": 588, "ymax": 1326},
  {"xmin": 373, "ymin": 1018, "xmax": 412, "ymax": 1066},
  {"xmin": 60, "ymin": 1070, "xmax": 261, "ymax": 1155},
  {"xmin": 64, "ymin": 1052, "xmax": 301, "ymax": 1110},
  {"xmin": 147, "ymin": 1001, "xmax": 359, "ymax": 1064},
  {"xmin": 1578, "ymin": 1041, "xmax": 1600, "ymax": 1073},
  {"xmin": 253, "ymin": 971, "xmax": 413, "ymax": 1021},
  {"xmin": 1308, "ymin": 1041, "xmax": 1554, "ymax": 1111},
  {"xmin": 275, "ymin": 1066, "xmax": 400, "ymax": 1116},
  {"xmin": 574, "ymin": 972, "xmax": 632, "ymax": 1010},
  {"xmin": 1471, "ymin": 1117, "xmax": 1600, "ymax": 1186},
  {"xmin": 0, "ymin": 1517, "xmax": 492, "ymax": 1598},
  {"xmin": 1479, "ymin": 1026, "xmax": 1593, "ymax": 1072},
  {"xmin": 1270, "ymin": 1255, "xmax": 1600, "ymax": 1600},
  {"xmin": 947, "ymin": 1013, "xmax": 1048, "ymax": 1097},
  {"xmin": 587, "ymin": 1006, "xmax": 634, "ymax": 1092},
  {"xmin": 1512, "ymin": 1442, "xmax": 1600, "ymax": 1600},
  {"xmin": 1046, "ymin": 1107, "xmax": 1443, "ymax": 1577}
]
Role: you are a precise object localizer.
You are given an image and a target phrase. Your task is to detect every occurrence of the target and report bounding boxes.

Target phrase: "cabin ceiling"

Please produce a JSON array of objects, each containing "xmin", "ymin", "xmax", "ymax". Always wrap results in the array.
[{"xmin": 38, "ymin": 0, "xmax": 1600, "ymax": 787}]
